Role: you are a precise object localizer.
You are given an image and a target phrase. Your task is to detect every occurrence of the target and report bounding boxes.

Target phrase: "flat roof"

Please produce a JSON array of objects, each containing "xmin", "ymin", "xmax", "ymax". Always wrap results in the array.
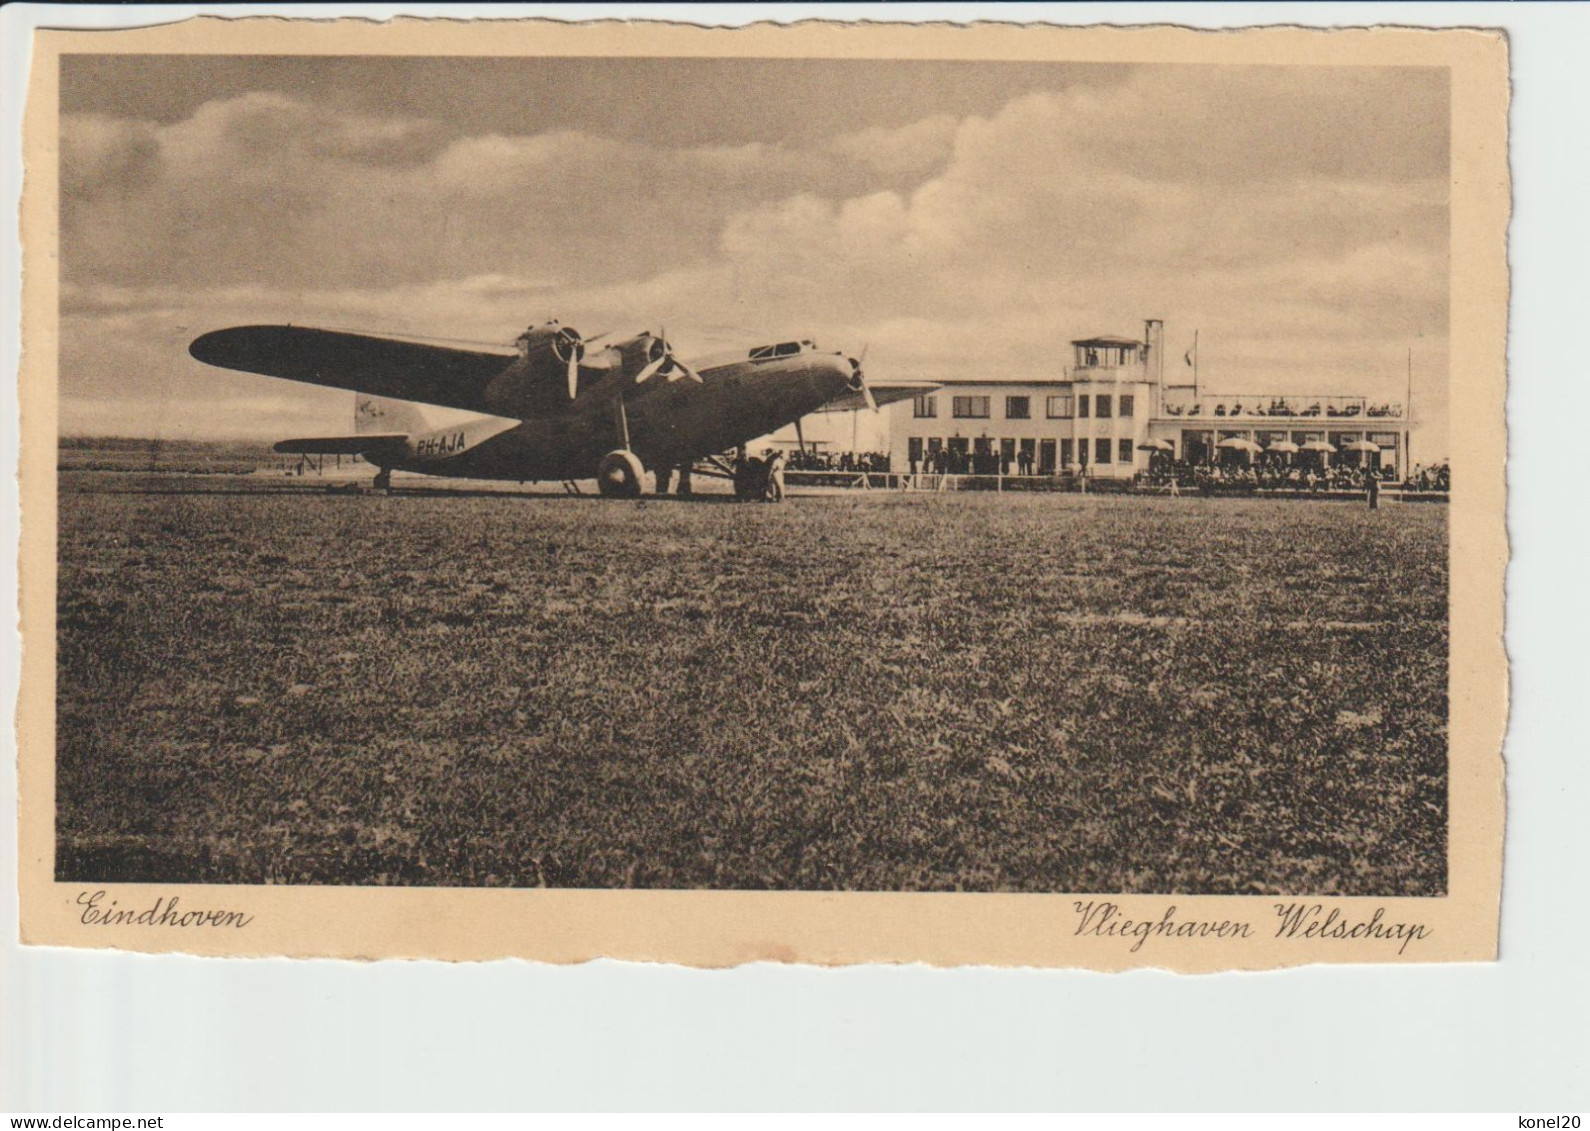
[
  {"xmin": 1071, "ymin": 335, "xmax": 1142, "ymax": 347},
  {"xmin": 910, "ymin": 379, "xmax": 1076, "ymax": 388}
]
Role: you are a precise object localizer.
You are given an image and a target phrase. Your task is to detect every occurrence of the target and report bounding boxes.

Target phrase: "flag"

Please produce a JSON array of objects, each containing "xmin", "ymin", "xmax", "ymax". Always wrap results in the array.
[{"xmin": 1184, "ymin": 347, "xmax": 1194, "ymax": 367}]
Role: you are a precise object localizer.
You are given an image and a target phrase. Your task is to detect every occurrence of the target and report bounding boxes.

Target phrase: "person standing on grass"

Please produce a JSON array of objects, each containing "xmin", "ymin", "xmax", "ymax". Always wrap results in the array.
[
  {"xmin": 766, "ymin": 447, "xmax": 786, "ymax": 503},
  {"xmin": 1365, "ymin": 465, "xmax": 1380, "ymax": 510}
]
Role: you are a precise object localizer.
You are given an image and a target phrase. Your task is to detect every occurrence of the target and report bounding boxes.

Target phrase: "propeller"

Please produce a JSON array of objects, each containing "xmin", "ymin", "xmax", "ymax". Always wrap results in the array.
[
  {"xmin": 634, "ymin": 328, "xmax": 702, "ymax": 385},
  {"xmin": 551, "ymin": 325, "xmax": 585, "ymax": 400},
  {"xmin": 848, "ymin": 344, "xmax": 878, "ymax": 413}
]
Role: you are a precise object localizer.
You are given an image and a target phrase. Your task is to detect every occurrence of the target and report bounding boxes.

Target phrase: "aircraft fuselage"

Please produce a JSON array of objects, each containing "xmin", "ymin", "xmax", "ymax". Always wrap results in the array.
[{"xmin": 382, "ymin": 350, "xmax": 855, "ymax": 482}]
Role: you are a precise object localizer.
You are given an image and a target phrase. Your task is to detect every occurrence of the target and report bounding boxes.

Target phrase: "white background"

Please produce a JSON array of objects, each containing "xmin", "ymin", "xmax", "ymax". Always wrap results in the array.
[{"xmin": 2, "ymin": 2, "xmax": 1586, "ymax": 1113}]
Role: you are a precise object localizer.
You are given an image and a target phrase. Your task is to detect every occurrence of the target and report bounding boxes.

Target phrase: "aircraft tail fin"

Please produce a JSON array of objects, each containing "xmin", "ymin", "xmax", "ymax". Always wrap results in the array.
[{"xmin": 355, "ymin": 395, "xmax": 430, "ymax": 436}]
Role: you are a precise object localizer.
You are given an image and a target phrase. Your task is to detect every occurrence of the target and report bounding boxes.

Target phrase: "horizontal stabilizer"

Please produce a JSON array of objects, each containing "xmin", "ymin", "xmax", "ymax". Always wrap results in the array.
[
  {"xmin": 813, "ymin": 382, "xmax": 941, "ymax": 414},
  {"xmin": 274, "ymin": 432, "xmax": 408, "ymax": 456}
]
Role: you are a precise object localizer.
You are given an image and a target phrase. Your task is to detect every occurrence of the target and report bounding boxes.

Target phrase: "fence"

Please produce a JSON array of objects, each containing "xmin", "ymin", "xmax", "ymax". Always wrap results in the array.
[{"xmin": 782, "ymin": 470, "xmax": 1448, "ymax": 502}]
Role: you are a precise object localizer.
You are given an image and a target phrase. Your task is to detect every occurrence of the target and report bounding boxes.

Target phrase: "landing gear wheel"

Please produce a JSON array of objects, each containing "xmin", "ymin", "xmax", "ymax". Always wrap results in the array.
[
  {"xmin": 597, "ymin": 449, "xmax": 645, "ymax": 498},
  {"xmin": 373, "ymin": 467, "xmax": 392, "ymax": 492}
]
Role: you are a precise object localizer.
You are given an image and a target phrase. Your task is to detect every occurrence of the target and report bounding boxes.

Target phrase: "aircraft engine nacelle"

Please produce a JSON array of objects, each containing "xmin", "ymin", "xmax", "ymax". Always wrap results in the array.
[
  {"xmin": 517, "ymin": 320, "xmax": 586, "ymax": 398},
  {"xmin": 609, "ymin": 331, "xmax": 701, "ymax": 387},
  {"xmin": 484, "ymin": 320, "xmax": 588, "ymax": 413},
  {"xmin": 517, "ymin": 321, "xmax": 585, "ymax": 370}
]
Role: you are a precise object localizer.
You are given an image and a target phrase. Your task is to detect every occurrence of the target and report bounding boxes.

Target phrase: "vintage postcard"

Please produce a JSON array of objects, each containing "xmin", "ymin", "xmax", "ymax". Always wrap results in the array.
[{"xmin": 15, "ymin": 18, "xmax": 1509, "ymax": 968}]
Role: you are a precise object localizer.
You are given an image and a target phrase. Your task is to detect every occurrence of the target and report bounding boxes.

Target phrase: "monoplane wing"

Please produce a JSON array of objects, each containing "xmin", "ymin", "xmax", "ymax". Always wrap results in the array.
[
  {"xmin": 812, "ymin": 382, "xmax": 941, "ymax": 414},
  {"xmin": 273, "ymin": 432, "xmax": 409, "ymax": 456},
  {"xmin": 190, "ymin": 326, "xmax": 516, "ymax": 414}
]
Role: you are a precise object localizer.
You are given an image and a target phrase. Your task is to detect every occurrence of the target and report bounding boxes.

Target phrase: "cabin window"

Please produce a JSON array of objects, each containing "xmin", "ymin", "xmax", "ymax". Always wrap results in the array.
[
  {"xmin": 1005, "ymin": 396, "xmax": 1031, "ymax": 420},
  {"xmin": 1046, "ymin": 395, "xmax": 1073, "ymax": 419},
  {"xmin": 748, "ymin": 345, "xmax": 775, "ymax": 360},
  {"xmin": 774, "ymin": 341, "xmax": 802, "ymax": 358},
  {"xmin": 913, "ymin": 395, "xmax": 938, "ymax": 419},
  {"xmin": 952, "ymin": 396, "xmax": 990, "ymax": 419}
]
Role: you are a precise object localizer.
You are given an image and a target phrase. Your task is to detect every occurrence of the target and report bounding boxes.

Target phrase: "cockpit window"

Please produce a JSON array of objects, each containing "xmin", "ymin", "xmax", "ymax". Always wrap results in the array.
[{"xmin": 750, "ymin": 340, "xmax": 814, "ymax": 360}]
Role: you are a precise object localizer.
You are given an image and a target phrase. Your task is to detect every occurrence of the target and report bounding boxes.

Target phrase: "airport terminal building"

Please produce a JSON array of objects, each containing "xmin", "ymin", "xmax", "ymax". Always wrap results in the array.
[{"xmin": 889, "ymin": 320, "xmax": 1413, "ymax": 480}]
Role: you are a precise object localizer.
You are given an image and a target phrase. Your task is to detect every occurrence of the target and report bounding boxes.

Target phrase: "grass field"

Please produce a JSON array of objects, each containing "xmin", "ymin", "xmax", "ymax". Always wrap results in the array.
[
  {"xmin": 58, "ymin": 436, "xmax": 277, "ymax": 476},
  {"xmin": 55, "ymin": 478, "xmax": 1448, "ymax": 894}
]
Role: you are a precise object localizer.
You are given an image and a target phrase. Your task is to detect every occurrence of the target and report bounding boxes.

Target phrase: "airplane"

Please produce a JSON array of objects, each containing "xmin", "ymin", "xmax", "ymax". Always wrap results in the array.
[{"xmin": 188, "ymin": 321, "xmax": 936, "ymax": 497}]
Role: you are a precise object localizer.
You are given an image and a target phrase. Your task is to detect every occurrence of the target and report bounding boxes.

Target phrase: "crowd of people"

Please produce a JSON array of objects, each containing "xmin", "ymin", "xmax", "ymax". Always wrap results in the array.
[
  {"xmin": 1401, "ymin": 462, "xmax": 1451, "ymax": 492},
  {"xmin": 907, "ymin": 449, "xmax": 1015, "ymax": 476},
  {"xmin": 1183, "ymin": 463, "xmax": 1385, "ymax": 492},
  {"xmin": 1134, "ymin": 457, "xmax": 1450, "ymax": 494},
  {"xmin": 731, "ymin": 446, "xmax": 1450, "ymax": 499},
  {"xmin": 784, "ymin": 449, "xmax": 891, "ymax": 473}
]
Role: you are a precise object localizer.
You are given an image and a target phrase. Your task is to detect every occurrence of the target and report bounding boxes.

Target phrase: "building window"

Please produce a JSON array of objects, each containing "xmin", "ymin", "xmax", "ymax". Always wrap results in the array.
[
  {"xmin": 1005, "ymin": 396, "xmax": 1030, "ymax": 420},
  {"xmin": 1095, "ymin": 438, "xmax": 1112, "ymax": 464},
  {"xmin": 1096, "ymin": 394, "xmax": 1113, "ymax": 418},
  {"xmin": 952, "ymin": 396, "xmax": 990, "ymax": 419},
  {"xmin": 1118, "ymin": 438, "xmax": 1133, "ymax": 464},
  {"xmin": 1060, "ymin": 438, "xmax": 1073, "ymax": 468},
  {"xmin": 913, "ymin": 394, "xmax": 937, "ymax": 419},
  {"xmin": 1119, "ymin": 394, "xmax": 1135, "ymax": 418},
  {"xmin": 1078, "ymin": 395, "xmax": 1091, "ymax": 418},
  {"xmin": 1046, "ymin": 395, "xmax": 1073, "ymax": 419}
]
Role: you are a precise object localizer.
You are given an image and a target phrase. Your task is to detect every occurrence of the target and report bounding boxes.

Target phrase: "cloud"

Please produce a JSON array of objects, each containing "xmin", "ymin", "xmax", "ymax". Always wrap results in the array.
[
  {"xmin": 60, "ymin": 114, "xmax": 160, "ymax": 201},
  {"xmin": 60, "ymin": 93, "xmax": 961, "ymax": 295},
  {"xmin": 827, "ymin": 114, "xmax": 959, "ymax": 178}
]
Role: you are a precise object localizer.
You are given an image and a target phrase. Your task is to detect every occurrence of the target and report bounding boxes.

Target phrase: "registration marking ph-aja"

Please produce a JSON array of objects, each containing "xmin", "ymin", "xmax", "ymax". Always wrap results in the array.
[{"xmin": 414, "ymin": 431, "xmax": 468, "ymax": 458}]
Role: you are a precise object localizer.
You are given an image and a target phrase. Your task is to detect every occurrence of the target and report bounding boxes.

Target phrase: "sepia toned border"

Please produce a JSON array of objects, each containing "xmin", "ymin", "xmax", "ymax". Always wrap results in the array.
[{"xmin": 15, "ymin": 17, "xmax": 1510, "ymax": 969}]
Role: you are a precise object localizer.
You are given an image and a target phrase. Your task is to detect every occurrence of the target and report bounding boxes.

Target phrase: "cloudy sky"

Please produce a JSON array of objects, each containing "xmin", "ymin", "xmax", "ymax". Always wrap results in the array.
[{"xmin": 58, "ymin": 55, "xmax": 1450, "ymax": 453}]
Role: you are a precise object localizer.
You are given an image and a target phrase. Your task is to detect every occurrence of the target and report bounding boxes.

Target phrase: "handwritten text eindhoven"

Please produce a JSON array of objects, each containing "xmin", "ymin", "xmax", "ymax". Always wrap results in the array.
[
  {"xmin": 77, "ymin": 890, "xmax": 253, "ymax": 928},
  {"xmin": 1072, "ymin": 901, "xmax": 1432, "ymax": 954}
]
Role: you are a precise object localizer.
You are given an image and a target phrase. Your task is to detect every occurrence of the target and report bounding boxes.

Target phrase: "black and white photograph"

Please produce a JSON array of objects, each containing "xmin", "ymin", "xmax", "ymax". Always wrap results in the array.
[{"xmin": 19, "ymin": 19, "xmax": 1508, "ymax": 967}]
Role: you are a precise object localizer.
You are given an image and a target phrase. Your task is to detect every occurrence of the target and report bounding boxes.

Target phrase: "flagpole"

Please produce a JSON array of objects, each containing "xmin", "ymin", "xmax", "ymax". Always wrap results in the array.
[{"xmin": 1406, "ymin": 346, "xmax": 1414, "ymax": 473}]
